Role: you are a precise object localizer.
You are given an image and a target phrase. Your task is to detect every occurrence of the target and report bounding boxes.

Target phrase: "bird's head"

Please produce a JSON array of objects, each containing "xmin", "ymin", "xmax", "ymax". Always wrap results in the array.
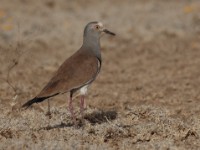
[{"xmin": 84, "ymin": 21, "xmax": 116, "ymax": 38}]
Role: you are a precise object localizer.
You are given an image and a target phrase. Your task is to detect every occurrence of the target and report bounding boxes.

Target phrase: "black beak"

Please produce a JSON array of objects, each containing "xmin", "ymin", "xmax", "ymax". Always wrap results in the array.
[{"xmin": 103, "ymin": 29, "xmax": 116, "ymax": 36}]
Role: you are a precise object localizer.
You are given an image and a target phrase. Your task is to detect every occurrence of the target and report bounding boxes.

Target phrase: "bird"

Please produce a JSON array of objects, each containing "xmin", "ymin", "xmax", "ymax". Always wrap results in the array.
[{"xmin": 22, "ymin": 21, "xmax": 115, "ymax": 122}]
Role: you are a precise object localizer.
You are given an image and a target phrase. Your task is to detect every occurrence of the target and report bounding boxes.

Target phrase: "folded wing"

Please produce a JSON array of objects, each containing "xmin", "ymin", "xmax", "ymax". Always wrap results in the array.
[{"xmin": 37, "ymin": 49, "xmax": 100, "ymax": 98}]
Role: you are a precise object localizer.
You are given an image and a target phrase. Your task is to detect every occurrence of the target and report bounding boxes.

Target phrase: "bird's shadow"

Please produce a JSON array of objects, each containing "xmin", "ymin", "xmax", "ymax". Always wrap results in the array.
[
  {"xmin": 40, "ymin": 122, "xmax": 74, "ymax": 130},
  {"xmin": 40, "ymin": 110, "xmax": 117, "ymax": 130},
  {"xmin": 84, "ymin": 110, "xmax": 117, "ymax": 125}
]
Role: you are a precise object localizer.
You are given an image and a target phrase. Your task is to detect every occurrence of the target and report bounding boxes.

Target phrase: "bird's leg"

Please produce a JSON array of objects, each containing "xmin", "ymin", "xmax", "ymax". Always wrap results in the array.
[
  {"xmin": 80, "ymin": 95, "xmax": 85, "ymax": 120},
  {"xmin": 69, "ymin": 93, "xmax": 76, "ymax": 124},
  {"xmin": 46, "ymin": 99, "xmax": 52, "ymax": 119}
]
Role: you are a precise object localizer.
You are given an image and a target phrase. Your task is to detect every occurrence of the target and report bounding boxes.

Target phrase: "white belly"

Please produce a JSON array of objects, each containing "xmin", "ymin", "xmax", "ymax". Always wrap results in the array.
[{"xmin": 80, "ymin": 85, "xmax": 88, "ymax": 95}]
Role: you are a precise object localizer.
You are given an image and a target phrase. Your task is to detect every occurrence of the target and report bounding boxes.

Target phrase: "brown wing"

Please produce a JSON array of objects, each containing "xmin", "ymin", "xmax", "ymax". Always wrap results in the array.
[{"xmin": 36, "ymin": 50, "xmax": 100, "ymax": 98}]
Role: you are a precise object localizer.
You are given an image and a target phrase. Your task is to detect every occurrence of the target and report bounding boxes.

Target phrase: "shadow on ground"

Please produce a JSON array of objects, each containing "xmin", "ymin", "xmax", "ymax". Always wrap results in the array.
[
  {"xmin": 40, "ymin": 110, "xmax": 117, "ymax": 130},
  {"xmin": 84, "ymin": 110, "xmax": 117, "ymax": 125},
  {"xmin": 39, "ymin": 122, "xmax": 74, "ymax": 130}
]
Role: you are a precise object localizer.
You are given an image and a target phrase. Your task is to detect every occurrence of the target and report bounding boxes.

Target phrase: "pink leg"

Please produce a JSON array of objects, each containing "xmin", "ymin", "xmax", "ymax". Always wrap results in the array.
[
  {"xmin": 80, "ymin": 95, "xmax": 85, "ymax": 119},
  {"xmin": 69, "ymin": 94, "xmax": 76, "ymax": 123}
]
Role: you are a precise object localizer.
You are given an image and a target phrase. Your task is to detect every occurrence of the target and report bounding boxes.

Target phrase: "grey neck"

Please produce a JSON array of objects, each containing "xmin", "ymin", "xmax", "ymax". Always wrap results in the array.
[{"xmin": 82, "ymin": 34, "xmax": 101, "ymax": 60}]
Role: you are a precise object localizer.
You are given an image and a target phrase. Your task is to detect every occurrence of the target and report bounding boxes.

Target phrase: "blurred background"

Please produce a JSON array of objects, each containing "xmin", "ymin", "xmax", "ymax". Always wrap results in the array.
[{"xmin": 0, "ymin": 0, "xmax": 200, "ymax": 149}]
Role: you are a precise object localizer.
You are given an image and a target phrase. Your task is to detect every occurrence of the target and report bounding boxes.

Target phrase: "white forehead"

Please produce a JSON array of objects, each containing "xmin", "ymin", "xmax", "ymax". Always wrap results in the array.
[{"xmin": 97, "ymin": 22, "xmax": 103, "ymax": 27}]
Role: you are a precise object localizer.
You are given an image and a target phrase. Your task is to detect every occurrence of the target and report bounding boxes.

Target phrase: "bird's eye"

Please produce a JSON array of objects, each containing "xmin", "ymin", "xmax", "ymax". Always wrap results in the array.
[{"xmin": 95, "ymin": 25, "xmax": 100, "ymax": 29}]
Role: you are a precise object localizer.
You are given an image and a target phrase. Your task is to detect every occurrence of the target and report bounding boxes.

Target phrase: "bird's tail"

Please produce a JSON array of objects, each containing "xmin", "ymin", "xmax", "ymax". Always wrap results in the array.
[
  {"xmin": 22, "ymin": 93, "xmax": 59, "ymax": 109},
  {"xmin": 22, "ymin": 97, "xmax": 48, "ymax": 109}
]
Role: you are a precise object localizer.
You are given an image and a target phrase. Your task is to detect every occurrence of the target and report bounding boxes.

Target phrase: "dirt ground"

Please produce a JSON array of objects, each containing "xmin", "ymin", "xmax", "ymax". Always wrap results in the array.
[{"xmin": 0, "ymin": 0, "xmax": 200, "ymax": 149}]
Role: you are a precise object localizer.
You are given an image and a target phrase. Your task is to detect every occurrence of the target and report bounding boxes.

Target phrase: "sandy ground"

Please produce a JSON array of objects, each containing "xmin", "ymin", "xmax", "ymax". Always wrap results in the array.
[{"xmin": 0, "ymin": 0, "xmax": 200, "ymax": 149}]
